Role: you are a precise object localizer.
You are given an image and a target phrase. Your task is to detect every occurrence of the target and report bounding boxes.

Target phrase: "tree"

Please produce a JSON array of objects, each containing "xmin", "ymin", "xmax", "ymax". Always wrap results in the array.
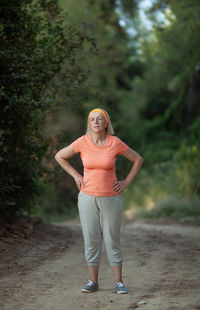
[{"xmin": 0, "ymin": 0, "xmax": 92, "ymax": 219}]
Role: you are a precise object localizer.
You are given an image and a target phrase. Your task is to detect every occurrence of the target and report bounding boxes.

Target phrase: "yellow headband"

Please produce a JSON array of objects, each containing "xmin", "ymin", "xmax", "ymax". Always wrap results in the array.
[{"xmin": 88, "ymin": 108, "xmax": 109, "ymax": 125}]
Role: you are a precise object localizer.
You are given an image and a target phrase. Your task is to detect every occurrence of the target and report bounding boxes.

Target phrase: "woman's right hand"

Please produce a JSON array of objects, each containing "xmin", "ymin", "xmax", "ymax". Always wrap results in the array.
[{"xmin": 74, "ymin": 174, "xmax": 84, "ymax": 190}]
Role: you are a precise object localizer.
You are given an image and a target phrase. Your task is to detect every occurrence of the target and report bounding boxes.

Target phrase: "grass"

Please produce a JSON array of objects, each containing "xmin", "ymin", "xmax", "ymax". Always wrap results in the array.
[
  {"xmin": 134, "ymin": 195, "xmax": 200, "ymax": 225},
  {"xmin": 30, "ymin": 201, "xmax": 79, "ymax": 223}
]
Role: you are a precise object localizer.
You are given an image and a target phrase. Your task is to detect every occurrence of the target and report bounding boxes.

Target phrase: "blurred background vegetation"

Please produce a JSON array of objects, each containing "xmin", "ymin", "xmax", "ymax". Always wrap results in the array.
[{"xmin": 1, "ymin": 0, "xmax": 200, "ymax": 224}]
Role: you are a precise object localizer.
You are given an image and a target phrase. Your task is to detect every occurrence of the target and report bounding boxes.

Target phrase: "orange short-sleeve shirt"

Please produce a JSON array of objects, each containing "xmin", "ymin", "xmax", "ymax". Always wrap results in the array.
[{"xmin": 70, "ymin": 134, "xmax": 129, "ymax": 196}]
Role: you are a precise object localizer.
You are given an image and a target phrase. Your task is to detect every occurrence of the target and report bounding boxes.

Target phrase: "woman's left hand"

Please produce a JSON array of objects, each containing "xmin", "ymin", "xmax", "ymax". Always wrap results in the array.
[{"xmin": 113, "ymin": 180, "xmax": 128, "ymax": 192}]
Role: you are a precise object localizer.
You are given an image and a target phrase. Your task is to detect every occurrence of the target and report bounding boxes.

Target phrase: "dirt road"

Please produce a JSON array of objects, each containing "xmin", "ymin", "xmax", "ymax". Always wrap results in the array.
[{"xmin": 1, "ymin": 217, "xmax": 200, "ymax": 310}]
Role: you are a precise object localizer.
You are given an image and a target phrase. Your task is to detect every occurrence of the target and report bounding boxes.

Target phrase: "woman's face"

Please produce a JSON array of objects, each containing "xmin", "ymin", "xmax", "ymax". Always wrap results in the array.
[{"xmin": 89, "ymin": 112, "xmax": 107, "ymax": 133}]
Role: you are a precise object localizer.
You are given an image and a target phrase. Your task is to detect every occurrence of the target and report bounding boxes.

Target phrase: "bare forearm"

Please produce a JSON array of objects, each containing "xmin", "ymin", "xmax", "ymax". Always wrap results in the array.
[
  {"xmin": 125, "ymin": 157, "xmax": 144, "ymax": 186},
  {"xmin": 55, "ymin": 156, "xmax": 81, "ymax": 179}
]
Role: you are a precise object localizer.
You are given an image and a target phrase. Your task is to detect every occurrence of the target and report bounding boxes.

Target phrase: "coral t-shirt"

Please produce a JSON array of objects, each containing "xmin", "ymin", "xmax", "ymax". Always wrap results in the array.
[{"xmin": 70, "ymin": 134, "xmax": 129, "ymax": 196}]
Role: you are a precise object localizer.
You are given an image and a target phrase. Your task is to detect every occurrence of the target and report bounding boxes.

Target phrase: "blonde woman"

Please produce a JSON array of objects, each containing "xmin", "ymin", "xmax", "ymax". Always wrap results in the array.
[{"xmin": 55, "ymin": 108, "xmax": 144, "ymax": 294}]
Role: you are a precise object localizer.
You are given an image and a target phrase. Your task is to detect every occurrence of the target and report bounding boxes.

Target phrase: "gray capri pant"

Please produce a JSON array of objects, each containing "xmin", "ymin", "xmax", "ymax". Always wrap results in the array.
[{"xmin": 78, "ymin": 191, "xmax": 123, "ymax": 267}]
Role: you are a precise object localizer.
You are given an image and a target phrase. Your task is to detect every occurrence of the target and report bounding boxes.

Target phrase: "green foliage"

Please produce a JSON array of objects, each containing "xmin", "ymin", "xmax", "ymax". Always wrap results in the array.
[
  {"xmin": 129, "ymin": 0, "xmax": 200, "ymax": 158},
  {"xmin": 172, "ymin": 142, "xmax": 200, "ymax": 196},
  {"xmin": 134, "ymin": 195, "xmax": 200, "ymax": 225},
  {"xmin": 57, "ymin": 0, "xmax": 139, "ymax": 125},
  {"xmin": 122, "ymin": 140, "xmax": 200, "ymax": 223},
  {"xmin": 0, "ymin": 0, "xmax": 92, "ymax": 220},
  {"xmin": 29, "ymin": 181, "xmax": 79, "ymax": 222},
  {"xmin": 1, "ymin": 0, "xmax": 200, "ymax": 222},
  {"xmin": 44, "ymin": 0, "xmax": 200, "ymax": 221},
  {"xmin": 117, "ymin": 0, "xmax": 200, "ymax": 222}
]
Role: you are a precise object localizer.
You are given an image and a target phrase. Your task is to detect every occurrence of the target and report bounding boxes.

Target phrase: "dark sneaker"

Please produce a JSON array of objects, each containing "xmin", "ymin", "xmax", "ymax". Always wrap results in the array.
[
  {"xmin": 81, "ymin": 280, "xmax": 99, "ymax": 293},
  {"xmin": 115, "ymin": 282, "xmax": 128, "ymax": 294}
]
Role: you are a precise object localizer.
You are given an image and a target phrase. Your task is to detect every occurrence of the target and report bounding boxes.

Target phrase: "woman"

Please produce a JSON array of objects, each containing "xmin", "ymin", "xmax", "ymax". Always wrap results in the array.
[{"xmin": 55, "ymin": 108, "xmax": 144, "ymax": 294}]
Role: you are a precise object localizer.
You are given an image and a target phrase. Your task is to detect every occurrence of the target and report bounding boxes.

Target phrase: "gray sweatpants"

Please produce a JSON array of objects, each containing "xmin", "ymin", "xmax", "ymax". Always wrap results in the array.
[{"xmin": 77, "ymin": 191, "xmax": 123, "ymax": 267}]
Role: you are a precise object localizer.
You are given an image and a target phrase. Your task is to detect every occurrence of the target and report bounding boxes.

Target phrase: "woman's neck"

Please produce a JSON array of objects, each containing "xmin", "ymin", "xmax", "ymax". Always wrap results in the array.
[{"xmin": 91, "ymin": 132, "xmax": 107, "ymax": 145}]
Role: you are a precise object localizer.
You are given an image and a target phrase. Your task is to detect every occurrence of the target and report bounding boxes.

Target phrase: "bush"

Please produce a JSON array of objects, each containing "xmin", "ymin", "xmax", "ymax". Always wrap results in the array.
[{"xmin": 134, "ymin": 195, "xmax": 200, "ymax": 225}]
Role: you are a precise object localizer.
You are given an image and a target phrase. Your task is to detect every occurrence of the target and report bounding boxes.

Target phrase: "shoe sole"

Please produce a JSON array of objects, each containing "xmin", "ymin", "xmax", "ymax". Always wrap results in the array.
[
  {"xmin": 116, "ymin": 290, "xmax": 128, "ymax": 294},
  {"xmin": 81, "ymin": 288, "xmax": 98, "ymax": 293}
]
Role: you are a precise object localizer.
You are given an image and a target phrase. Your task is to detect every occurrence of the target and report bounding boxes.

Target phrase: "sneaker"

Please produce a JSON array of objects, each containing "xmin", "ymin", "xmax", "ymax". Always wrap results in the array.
[
  {"xmin": 115, "ymin": 281, "xmax": 128, "ymax": 294},
  {"xmin": 81, "ymin": 280, "xmax": 99, "ymax": 293}
]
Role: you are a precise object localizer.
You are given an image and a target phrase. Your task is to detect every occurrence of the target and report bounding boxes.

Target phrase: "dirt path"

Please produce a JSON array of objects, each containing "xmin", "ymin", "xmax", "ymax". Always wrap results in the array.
[{"xmin": 1, "ymin": 217, "xmax": 200, "ymax": 310}]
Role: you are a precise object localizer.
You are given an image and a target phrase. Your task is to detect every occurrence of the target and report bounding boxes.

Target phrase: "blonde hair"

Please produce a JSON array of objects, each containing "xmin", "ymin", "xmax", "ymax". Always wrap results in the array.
[{"xmin": 86, "ymin": 108, "xmax": 115, "ymax": 135}]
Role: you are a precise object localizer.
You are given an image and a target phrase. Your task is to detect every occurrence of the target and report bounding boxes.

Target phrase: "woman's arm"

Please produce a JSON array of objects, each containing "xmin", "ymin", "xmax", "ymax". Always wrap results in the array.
[
  {"xmin": 54, "ymin": 145, "xmax": 84, "ymax": 190},
  {"xmin": 113, "ymin": 147, "xmax": 144, "ymax": 193}
]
